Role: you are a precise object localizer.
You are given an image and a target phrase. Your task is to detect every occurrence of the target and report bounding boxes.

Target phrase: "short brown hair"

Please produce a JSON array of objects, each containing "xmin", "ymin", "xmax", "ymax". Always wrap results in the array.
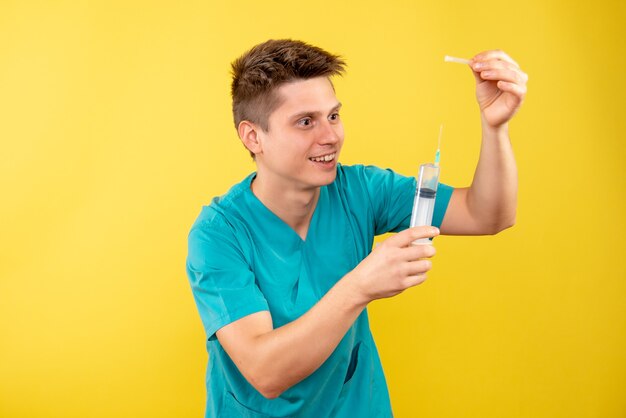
[{"xmin": 230, "ymin": 39, "xmax": 346, "ymax": 139}]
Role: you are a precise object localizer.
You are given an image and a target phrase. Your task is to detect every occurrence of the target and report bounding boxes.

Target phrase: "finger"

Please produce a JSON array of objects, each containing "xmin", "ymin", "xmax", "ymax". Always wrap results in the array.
[
  {"xmin": 402, "ymin": 242, "xmax": 436, "ymax": 261},
  {"xmin": 478, "ymin": 68, "xmax": 527, "ymax": 86},
  {"xmin": 472, "ymin": 58, "xmax": 519, "ymax": 73},
  {"xmin": 403, "ymin": 273, "xmax": 428, "ymax": 288},
  {"xmin": 402, "ymin": 259, "xmax": 433, "ymax": 279},
  {"xmin": 387, "ymin": 226, "xmax": 440, "ymax": 248},
  {"xmin": 475, "ymin": 64, "xmax": 528, "ymax": 86},
  {"xmin": 472, "ymin": 49, "xmax": 519, "ymax": 68},
  {"xmin": 472, "ymin": 49, "xmax": 520, "ymax": 69},
  {"xmin": 496, "ymin": 81, "xmax": 527, "ymax": 101},
  {"xmin": 469, "ymin": 60, "xmax": 518, "ymax": 84}
]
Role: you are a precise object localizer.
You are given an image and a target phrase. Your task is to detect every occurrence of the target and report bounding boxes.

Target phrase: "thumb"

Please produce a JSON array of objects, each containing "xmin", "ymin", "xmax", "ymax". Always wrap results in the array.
[
  {"xmin": 469, "ymin": 62, "xmax": 484, "ymax": 84},
  {"xmin": 386, "ymin": 226, "xmax": 440, "ymax": 248},
  {"xmin": 468, "ymin": 57, "xmax": 487, "ymax": 84}
]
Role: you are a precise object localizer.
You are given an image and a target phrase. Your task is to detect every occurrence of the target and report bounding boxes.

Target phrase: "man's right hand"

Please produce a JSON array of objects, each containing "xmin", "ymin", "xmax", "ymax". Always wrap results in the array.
[
  {"xmin": 347, "ymin": 226, "xmax": 440, "ymax": 304},
  {"xmin": 216, "ymin": 226, "xmax": 439, "ymax": 399}
]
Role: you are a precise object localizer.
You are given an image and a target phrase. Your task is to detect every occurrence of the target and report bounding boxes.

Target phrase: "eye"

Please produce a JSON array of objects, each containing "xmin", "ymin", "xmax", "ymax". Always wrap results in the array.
[
  {"xmin": 329, "ymin": 113, "xmax": 340, "ymax": 121},
  {"xmin": 297, "ymin": 117, "xmax": 313, "ymax": 127}
]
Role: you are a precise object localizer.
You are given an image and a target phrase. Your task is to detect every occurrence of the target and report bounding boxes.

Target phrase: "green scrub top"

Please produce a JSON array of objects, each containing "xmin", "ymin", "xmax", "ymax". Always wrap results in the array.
[{"xmin": 186, "ymin": 164, "xmax": 453, "ymax": 418}]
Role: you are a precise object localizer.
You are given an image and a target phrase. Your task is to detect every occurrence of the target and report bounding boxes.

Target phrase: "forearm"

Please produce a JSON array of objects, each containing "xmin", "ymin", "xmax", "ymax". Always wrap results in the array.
[
  {"xmin": 251, "ymin": 272, "xmax": 367, "ymax": 398},
  {"xmin": 220, "ymin": 228, "xmax": 437, "ymax": 399},
  {"xmin": 466, "ymin": 116, "xmax": 518, "ymax": 232}
]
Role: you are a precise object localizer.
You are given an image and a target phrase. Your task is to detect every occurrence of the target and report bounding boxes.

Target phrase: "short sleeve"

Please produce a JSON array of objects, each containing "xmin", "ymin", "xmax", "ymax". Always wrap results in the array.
[
  {"xmin": 432, "ymin": 183, "xmax": 453, "ymax": 229},
  {"xmin": 358, "ymin": 165, "xmax": 453, "ymax": 234},
  {"xmin": 186, "ymin": 215, "xmax": 269, "ymax": 341}
]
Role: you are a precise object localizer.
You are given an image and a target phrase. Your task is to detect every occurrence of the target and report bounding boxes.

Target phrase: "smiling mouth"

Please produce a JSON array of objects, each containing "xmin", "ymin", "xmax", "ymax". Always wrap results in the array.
[{"xmin": 309, "ymin": 152, "xmax": 336, "ymax": 162}]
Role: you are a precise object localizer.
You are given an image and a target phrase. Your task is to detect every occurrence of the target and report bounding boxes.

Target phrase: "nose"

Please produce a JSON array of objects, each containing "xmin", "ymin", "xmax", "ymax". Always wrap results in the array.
[{"xmin": 318, "ymin": 120, "xmax": 342, "ymax": 145}]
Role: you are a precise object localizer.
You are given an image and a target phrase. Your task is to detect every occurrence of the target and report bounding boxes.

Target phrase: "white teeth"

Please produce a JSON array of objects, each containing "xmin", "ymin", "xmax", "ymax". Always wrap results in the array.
[{"xmin": 310, "ymin": 153, "xmax": 336, "ymax": 162}]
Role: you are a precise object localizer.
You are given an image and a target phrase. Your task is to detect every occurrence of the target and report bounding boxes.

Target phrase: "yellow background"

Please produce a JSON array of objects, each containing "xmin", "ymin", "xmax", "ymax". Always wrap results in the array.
[{"xmin": 1, "ymin": 1, "xmax": 624, "ymax": 417}]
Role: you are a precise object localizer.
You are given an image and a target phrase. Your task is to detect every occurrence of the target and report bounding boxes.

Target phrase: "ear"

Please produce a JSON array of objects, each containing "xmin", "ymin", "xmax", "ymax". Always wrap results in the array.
[{"xmin": 238, "ymin": 121, "xmax": 263, "ymax": 156}]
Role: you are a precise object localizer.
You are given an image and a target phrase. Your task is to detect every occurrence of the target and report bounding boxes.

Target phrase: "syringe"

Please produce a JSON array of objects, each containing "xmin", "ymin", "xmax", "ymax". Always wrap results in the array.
[{"xmin": 409, "ymin": 126, "xmax": 442, "ymax": 244}]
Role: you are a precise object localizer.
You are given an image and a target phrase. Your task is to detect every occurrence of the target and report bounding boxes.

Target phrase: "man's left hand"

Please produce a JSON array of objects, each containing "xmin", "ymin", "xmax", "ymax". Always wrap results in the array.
[{"xmin": 470, "ymin": 50, "xmax": 528, "ymax": 128}]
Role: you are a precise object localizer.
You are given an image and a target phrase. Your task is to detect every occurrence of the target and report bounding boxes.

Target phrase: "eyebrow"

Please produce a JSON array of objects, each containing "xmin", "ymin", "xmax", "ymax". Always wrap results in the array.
[{"xmin": 289, "ymin": 102, "xmax": 342, "ymax": 120}]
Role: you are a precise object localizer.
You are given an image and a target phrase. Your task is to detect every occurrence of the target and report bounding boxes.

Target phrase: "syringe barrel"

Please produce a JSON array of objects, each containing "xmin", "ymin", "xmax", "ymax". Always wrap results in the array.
[{"xmin": 410, "ymin": 163, "xmax": 440, "ymax": 244}]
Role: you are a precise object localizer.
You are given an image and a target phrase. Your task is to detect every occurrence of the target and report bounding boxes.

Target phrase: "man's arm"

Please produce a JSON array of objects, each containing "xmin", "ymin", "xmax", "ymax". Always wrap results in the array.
[
  {"xmin": 440, "ymin": 119, "xmax": 517, "ymax": 235},
  {"xmin": 216, "ymin": 226, "xmax": 439, "ymax": 399},
  {"xmin": 440, "ymin": 50, "xmax": 527, "ymax": 236}
]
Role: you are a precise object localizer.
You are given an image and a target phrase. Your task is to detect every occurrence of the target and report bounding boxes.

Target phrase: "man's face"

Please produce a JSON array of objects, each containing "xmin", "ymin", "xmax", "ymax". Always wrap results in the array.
[{"xmin": 256, "ymin": 76, "xmax": 344, "ymax": 191}]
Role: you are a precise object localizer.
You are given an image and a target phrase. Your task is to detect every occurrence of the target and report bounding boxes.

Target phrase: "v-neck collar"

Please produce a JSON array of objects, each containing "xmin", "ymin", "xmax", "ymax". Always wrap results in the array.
[{"xmin": 243, "ymin": 174, "xmax": 324, "ymax": 245}]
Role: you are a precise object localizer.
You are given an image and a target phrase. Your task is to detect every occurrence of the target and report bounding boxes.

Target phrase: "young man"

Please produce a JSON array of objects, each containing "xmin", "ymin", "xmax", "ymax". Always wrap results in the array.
[{"xmin": 186, "ymin": 39, "xmax": 527, "ymax": 417}]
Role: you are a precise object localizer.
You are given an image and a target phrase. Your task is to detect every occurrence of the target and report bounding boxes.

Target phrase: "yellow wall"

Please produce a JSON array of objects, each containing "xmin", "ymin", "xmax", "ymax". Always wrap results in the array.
[{"xmin": 1, "ymin": 1, "xmax": 624, "ymax": 417}]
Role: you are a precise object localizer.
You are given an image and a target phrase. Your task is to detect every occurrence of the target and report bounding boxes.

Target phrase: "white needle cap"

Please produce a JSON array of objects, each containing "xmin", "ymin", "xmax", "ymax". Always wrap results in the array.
[{"xmin": 444, "ymin": 55, "xmax": 471, "ymax": 65}]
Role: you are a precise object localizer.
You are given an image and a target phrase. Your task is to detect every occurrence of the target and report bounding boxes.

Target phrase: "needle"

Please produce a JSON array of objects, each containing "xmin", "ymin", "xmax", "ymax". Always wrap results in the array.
[{"xmin": 435, "ymin": 124, "xmax": 442, "ymax": 166}]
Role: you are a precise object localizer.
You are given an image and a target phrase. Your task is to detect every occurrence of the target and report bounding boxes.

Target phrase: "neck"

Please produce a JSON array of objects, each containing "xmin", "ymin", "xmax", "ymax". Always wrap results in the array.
[{"xmin": 251, "ymin": 172, "xmax": 319, "ymax": 240}]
